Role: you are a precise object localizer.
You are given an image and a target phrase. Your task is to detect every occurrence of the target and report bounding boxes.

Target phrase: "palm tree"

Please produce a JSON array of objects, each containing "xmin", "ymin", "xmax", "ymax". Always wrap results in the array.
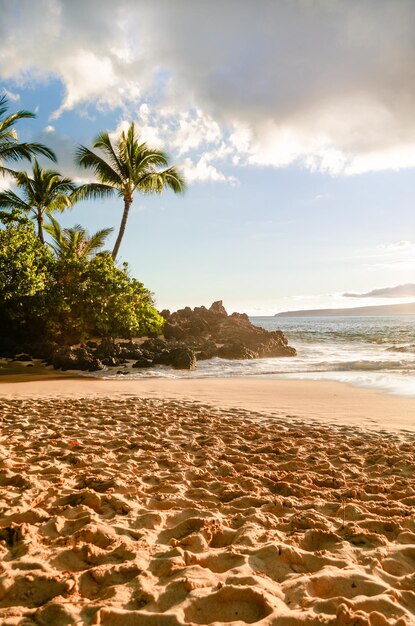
[
  {"xmin": 75, "ymin": 122, "xmax": 186, "ymax": 261},
  {"xmin": 0, "ymin": 94, "xmax": 56, "ymax": 175},
  {"xmin": 45, "ymin": 216, "xmax": 113, "ymax": 260},
  {"xmin": 0, "ymin": 160, "xmax": 76, "ymax": 243}
]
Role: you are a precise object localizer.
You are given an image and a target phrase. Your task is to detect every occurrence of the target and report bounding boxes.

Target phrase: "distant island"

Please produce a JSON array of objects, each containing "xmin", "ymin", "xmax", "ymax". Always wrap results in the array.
[{"xmin": 275, "ymin": 302, "xmax": 415, "ymax": 317}]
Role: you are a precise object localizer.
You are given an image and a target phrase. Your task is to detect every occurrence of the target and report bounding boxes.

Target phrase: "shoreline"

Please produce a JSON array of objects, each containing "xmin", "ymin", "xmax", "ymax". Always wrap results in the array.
[{"xmin": 1, "ymin": 374, "xmax": 415, "ymax": 433}]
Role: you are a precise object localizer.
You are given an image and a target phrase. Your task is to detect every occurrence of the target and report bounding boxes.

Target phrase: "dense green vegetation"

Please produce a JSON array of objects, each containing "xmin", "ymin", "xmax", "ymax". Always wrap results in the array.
[{"xmin": 0, "ymin": 95, "xmax": 182, "ymax": 351}]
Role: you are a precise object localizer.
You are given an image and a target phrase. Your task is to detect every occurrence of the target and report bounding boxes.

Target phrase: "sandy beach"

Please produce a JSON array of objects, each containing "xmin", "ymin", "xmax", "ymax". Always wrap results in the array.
[{"xmin": 0, "ymin": 377, "xmax": 415, "ymax": 625}]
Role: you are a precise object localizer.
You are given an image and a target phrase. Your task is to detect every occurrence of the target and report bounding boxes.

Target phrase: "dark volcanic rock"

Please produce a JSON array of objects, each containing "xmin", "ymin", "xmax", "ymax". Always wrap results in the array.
[
  {"xmin": 74, "ymin": 347, "xmax": 104, "ymax": 372},
  {"xmin": 217, "ymin": 342, "xmax": 257, "ymax": 360},
  {"xmin": 152, "ymin": 350, "xmax": 173, "ymax": 366},
  {"xmin": 132, "ymin": 357, "xmax": 153, "ymax": 369},
  {"xmin": 13, "ymin": 300, "xmax": 294, "ymax": 376},
  {"xmin": 209, "ymin": 300, "xmax": 228, "ymax": 316},
  {"xmin": 95, "ymin": 337, "xmax": 120, "ymax": 360},
  {"xmin": 161, "ymin": 300, "xmax": 296, "ymax": 361},
  {"xmin": 169, "ymin": 347, "xmax": 196, "ymax": 370},
  {"xmin": 12, "ymin": 353, "xmax": 32, "ymax": 362},
  {"xmin": 196, "ymin": 340, "xmax": 218, "ymax": 360},
  {"xmin": 118, "ymin": 340, "xmax": 143, "ymax": 360},
  {"xmin": 163, "ymin": 322, "xmax": 187, "ymax": 341},
  {"xmin": 141, "ymin": 338, "xmax": 168, "ymax": 355},
  {"xmin": 102, "ymin": 357, "xmax": 124, "ymax": 367},
  {"xmin": 47, "ymin": 346, "xmax": 104, "ymax": 372},
  {"xmin": 86, "ymin": 340, "xmax": 98, "ymax": 349}
]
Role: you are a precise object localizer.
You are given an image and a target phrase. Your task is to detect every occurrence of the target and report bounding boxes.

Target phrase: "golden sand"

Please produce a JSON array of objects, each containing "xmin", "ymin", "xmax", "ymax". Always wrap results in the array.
[{"xmin": 0, "ymin": 380, "xmax": 414, "ymax": 625}]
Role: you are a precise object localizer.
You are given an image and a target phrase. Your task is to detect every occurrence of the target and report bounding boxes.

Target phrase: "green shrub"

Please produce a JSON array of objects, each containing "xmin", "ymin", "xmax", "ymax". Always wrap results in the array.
[
  {"xmin": 0, "ymin": 218, "xmax": 164, "ymax": 347},
  {"xmin": 46, "ymin": 253, "xmax": 164, "ymax": 343}
]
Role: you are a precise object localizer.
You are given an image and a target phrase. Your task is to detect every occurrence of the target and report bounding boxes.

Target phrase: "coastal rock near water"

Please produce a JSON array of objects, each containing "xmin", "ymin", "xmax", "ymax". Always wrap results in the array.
[
  {"xmin": 162, "ymin": 300, "xmax": 296, "ymax": 360},
  {"xmin": 44, "ymin": 344, "xmax": 105, "ymax": 372},
  {"xmin": 168, "ymin": 346, "xmax": 197, "ymax": 370},
  {"xmin": 65, "ymin": 301, "xmax": 294, "ymax": 371},
  {"xmin": 0, "ymin": 301, "xmax": 295, "ymax": 372}
]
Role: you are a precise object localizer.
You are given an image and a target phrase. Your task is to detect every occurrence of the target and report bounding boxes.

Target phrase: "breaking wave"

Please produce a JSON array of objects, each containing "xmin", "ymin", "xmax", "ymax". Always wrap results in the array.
[{"xmin": 86, "ymin": 315, "xmax": 415, "ymax": 397}]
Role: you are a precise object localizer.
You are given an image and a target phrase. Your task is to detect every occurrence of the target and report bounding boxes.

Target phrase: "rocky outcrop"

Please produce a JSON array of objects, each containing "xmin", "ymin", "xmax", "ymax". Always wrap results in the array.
[
  {"xmin": 44, "ymin": 345, "xmax": 104, "ymax": 372},
  {"xmin": 0, "ymin": 301, "xmax": 295, "ymax": 372},
  {"xmin": 163, "ymin": 301, "xmax": 296, "ymax": 360},
  {"xmin": 169, "ymin": 347, "xmax": 196, "ymax": 370}
]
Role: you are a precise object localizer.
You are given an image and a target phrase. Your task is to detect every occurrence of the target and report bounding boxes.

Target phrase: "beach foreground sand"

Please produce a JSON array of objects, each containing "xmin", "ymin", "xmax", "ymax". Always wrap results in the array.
[{"xmin": 0, "ymin": 379, "xmax": 415, "ymax": 625}]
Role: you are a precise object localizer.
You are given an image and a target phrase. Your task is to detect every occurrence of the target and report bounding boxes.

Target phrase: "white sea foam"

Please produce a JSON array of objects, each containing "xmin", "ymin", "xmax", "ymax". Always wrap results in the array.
[{"xmin": 86, "ymin": 315, "xmax": 415, "ymax": 397}]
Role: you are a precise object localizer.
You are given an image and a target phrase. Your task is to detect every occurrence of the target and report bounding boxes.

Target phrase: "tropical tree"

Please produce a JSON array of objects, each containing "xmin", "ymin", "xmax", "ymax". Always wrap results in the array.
[
  {"xmin": 75, "ymin": 122, "xmax": 186, "ymax": 260},
  {"xmin": 45, "ymin": 216, "xmax": 113, "ymax": 260},
  {"xmin": 0, "ymin": 94, "xmax": 56, "ymax": 176},
  {"xmin": 0, "ymin": 216, "xmax": 164, "ymax": 346},
  {"xmin": 0, "ymin": 215, "xmax": 53, "ymax": 348},
  {"xmin": 0, "ymin": 160, "xmax": 76, "ymax": 243}
]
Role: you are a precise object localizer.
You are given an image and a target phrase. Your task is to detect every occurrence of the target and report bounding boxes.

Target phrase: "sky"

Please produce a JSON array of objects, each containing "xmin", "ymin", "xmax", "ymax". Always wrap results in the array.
[{"xmin": 1, "ymin": 0, "xmax": 415, "ymax": 314}]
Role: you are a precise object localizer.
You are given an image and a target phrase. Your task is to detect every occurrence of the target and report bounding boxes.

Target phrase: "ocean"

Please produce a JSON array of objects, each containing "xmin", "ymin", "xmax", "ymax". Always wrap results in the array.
[{"xmin": 90, "ymin": 315, "xmax": 415, "ymax": 397}]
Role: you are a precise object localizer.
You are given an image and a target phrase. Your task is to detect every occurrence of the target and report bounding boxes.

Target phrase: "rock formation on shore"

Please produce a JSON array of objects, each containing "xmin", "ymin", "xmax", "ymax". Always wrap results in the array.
[
  {"xmin": 2, "ymin": 301, "xmax": 296, "ymax": 371},
  {"xmin": 161, "ymin": 301, "xmax": 295, "ymax": 361}
]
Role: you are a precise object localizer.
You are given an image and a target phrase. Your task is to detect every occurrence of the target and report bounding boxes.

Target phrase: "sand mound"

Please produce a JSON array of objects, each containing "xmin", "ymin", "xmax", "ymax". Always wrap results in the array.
[{"xmin": 0, "ymin": 397, "xmax": 414, "ymax": 625}]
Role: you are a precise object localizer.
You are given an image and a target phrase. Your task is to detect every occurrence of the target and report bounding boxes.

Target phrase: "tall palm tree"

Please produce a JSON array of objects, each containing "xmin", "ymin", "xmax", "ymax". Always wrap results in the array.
[
  {"xmin": 0, "ymin": 94, "xmax": 56, "ymax": 175},
  {"xmin": 0, "ymin": 160, "xmax": 76, "ymax": 243},
  {"xmin": 75, "ymin": 122, "xmax": 186, "ymax": 261},
  {"xmin": 45, "ymin": 216, "xmax": 113, "ymax": 260}
]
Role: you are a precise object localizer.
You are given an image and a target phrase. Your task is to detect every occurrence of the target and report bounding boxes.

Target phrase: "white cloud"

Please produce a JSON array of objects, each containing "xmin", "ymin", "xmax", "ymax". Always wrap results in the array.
[
  {"xmin": 171, "ymin": 110, "xmax": 222, "ymax": 155},
  {"xmin": 110, "ymin": 110, "xmax": 238, "ymax": 184},
  {"xmin": 2, "ymin": 1, "xmax": 415, "ymax": 174},
  {"xmin": 3, "ymin": 89, "xmax": 20, "ymax": 101},
  {"xmin": 365, "ymin": 240, "xmax": 415, "ymax": 259},
  {"xmin": 378, "ymin": 241, "xmax": 415, "ymax": 254},
  {"xmin": 0, "ymin": 172, "xmax": 13, "ymax": 191},
  {"xmin": 359, "ymin": 240, "xmax": 415, "ymax": 274},
  {"xmin": 182, "ymin": 156, "xmax": 237, "ymax": 185},
  {"xmin": 365, "ymin": 260, "xmax": 415, "ymax": 272}
]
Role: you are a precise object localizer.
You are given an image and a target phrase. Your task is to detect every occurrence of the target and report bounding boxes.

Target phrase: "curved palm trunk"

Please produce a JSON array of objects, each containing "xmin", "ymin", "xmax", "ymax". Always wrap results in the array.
[
  {"xmin": 112, "ymin": 195, "xmax": 132, "ymax": 261},
  {"xmin": 36, "ymin": 210, "xmax": 45, "ymax": 244}
]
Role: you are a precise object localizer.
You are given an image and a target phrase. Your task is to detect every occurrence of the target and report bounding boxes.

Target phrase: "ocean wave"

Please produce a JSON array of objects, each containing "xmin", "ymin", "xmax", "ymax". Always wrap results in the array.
[
  {"xmin": 253, "ymin": 315, "xmax": 415, "ymax": 349},
  {"xmin": 331, "ymin": 359, "xmax": 410, "ymax": 371},
  {"xmin": 85, "ymin": 356, "xmax": 415, "ymax": 382},
  {"xmin": 386, "ymin": 344, "xmax": 415, "ymax": 354},
  {"xmin": 83, "ymin": 314, "xmax": 415, "ymax": 398}
]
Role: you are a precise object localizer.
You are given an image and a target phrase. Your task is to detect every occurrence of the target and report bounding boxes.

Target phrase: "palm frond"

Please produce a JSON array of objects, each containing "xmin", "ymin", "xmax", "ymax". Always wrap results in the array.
[
  {"xmin": 2, "ymin": 161, "xmax": 76, "ymax": 243},
  {"xmin": 138, "ymin": 167, "xmax": 186, "ymax": 195},
  {"xmin": 0, "ymin": 110, "xmax": 36, "ymax": 133},
  {"xmin": 0, "ymin": 96, "xmax": 56, "ymax": 178},
  {"xmin": 136, "ymin": 148, "xmax": 169, "ymax": 170},
  {"xmin": 44, "ymin": 215, "xmax": 64, "ymax": 256},
  {"xmin": 83, "ymin": 226, "xmax": 113, "ymax": 255},
  {"xmin": 0, "ymin": 166, "xmax": 22, "ymax": 179},
  {"xmin": 92, "ymin": 131, "xmax": 123, "ymax": 175},
  {"xmin": 71, "ymin": 183, "xmax": 117, "ymax": 203},
  {"xmin": 75, "ymin": 145, "xmax": 123, "ymax": 187},
  {"xmin": 0, "ymin": 142, "xmax": 56, "ymax": 163},
  {"xmin": 0, "ymin": 95, "xmax": 9, "ymax": 118},
  {"xmin": 45, "ymin": 194, "xmax": 73, "ymax": 213},
  {"xmin": 0, "ymin": 190, "xmax": 31, "ymax": 212},
  {"xmin": 45, "ymin": 216, "xmax": 113, "ymax": 260}
]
